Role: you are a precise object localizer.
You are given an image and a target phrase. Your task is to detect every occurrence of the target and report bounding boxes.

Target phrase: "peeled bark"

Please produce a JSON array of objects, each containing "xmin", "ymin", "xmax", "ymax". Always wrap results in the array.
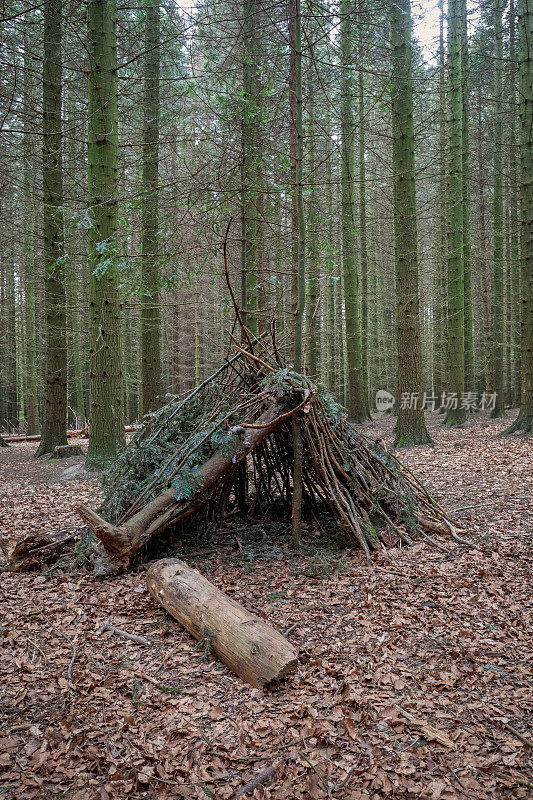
[
  {"xmin": 146, "ymin": 558, "xmax": 298, "ymax": 687},
  {"xmin": 78, "ymin": 397, "xmax": 297, "ymax": 575}
]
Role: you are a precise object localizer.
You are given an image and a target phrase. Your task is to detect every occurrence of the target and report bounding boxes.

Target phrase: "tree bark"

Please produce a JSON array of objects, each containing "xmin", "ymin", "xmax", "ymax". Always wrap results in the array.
[
  {"xmin": 140, "ymin": 0, "xmax": 162, "ymax": 416},
  {"xmin": 491, "ymin": 1, "xmax": 506, "ymax": 418},
  {"xmin": 446, "ymin": 0, "xmax": 466, "ymax": 426},
  {"xmin": 506, "ymin": 0, "xmax": 533, "ymax": 433},
  {"xmin": 146, "ymin": 558, "xmax": 298, "ymax": 688},
  {"xmin": 340, "ymin": 0, "xmax": 369, "ymax": 423},
  {"xmin": 390, "ymin": 0, "xmax": 432, "ymax": 447},
  {"xmin": 35, "ymin": 0, "xmax": 68, "ymax": 457},
  {"xmin": 86, "ymin": 0, "xmax": 125, "ymax": 469}
]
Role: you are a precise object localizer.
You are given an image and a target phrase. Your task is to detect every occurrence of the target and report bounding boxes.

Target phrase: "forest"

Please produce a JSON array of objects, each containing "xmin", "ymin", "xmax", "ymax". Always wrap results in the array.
[{"xmin": 0, "ymin": 0, "xmax": 531, "ymax": 798}]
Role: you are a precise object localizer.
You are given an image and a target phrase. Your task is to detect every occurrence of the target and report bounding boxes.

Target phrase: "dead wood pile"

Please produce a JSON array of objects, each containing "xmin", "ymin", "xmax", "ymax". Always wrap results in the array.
[{"xmin": 74, "ymin": 336, "xmax": 468, "ymax": 576}]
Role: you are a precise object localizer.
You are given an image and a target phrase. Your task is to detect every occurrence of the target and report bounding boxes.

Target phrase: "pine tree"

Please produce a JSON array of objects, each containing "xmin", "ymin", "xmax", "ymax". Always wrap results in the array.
[
  {"xmin": 445, "ymin": 0, "xmax": 466, "ymax": 426},
  {"xmin": 140, "ymin": 1, "xmax": 162, "ymax": 416},
  {"xmin": 491, "ymin": 0, "xmax": 506, "ymax": 418},
  {"xmin": 241, "ymin": 0, "xmax": 261, "ymax": 335},
  {"xmin": 288, "ymin": 0, "xmax": 305, "ymax": 548},
  {"xmin": 358, "ymin": 34, "xmax": 371, "ymax": 418},
  {"xmin": 433, "ymin": 0, "xmax": 447, "ymax": 403},
  {"xmin": 505, "ymin": 0, "xmax": 533, "ymax": 433},
  {"xmin": 22, "ymin": 18, "xmax": 39, "ymax": 436},
  {"xmin": 35, "ymin": 0, "xmax": 68, "ymax": 457},
  {"xmin": 390, "ymin": 0, "xmax": 432, "ymax": 446},
  {"xmin": 86, "ymin": 0, "xmax": 125, "ymax": 469},
  {"xmin": 340, "ymin": 0, "xmax": 369, "ymax": 422},
  {"xmin": 509, "ymin": 0, "xmax": 522, "ymax": 407},
  {"xmin": 459, "ymin": 0, "xmax": 474, "ymax": 397}
]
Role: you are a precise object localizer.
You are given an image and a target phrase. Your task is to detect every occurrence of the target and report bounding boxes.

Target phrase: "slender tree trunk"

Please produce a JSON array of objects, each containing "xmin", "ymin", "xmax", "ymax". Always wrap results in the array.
[
  {"xmin": 35, "ymin": 0, "xmax": 68, "ymax": 456},
  {"xmin": 86, "ymin": 0, "xmax": 125, "ymax": 468},
  {"xmin": 241, "ymin": 0, "xmax": 261, "ymax": 335},
  {"xmin": 358, "ymin": 54, "xmax": 371, "ymax": 418},
  {"xmin": 288, "ymin": 0, "xmax": 305, "ymax": 549},
  {"xmin": 506, "ymin": 0, "xmax": 533, "ymax": 433},
  {"xmin": 306, "ymin": 66, "xmax": 319, "ymax": 378},
  {"xmin": 509, "ymin": 0, "xmax": 522, "ymax": 408},
  {"xmin": 22, "ymin": 22, "xmax": 39, "ymax": 436},
  {"xmin": 390, "ymin": 0, "xmax": 432, "ymax": 446},
  {"xmin": 492, "ymin": 1, "xmax": 506, "ymax": 417},
  {"xmin": 140, "ymin": 1, "xmax": 162, "ymax": 416},
  {"xmin": 445, "ymin": 0, "xmax": 466, "ymax": 426},
  {"xmin": 459, "ymin": 0, "xmax": 473, "ymax": 398},
  {"xmin": 433, "ymin": 0, "xmax": 447, "ymax": 403},
  {"xmin": 340, "ymin": 0, "xmax": 368, "ymax": 422}
]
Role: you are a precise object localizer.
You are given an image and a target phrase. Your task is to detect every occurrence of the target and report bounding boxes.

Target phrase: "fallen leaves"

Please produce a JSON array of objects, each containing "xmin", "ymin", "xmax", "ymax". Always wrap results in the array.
[{"xmin": 0, "ymin": 414, "xmax": 532, "ymax": 799}]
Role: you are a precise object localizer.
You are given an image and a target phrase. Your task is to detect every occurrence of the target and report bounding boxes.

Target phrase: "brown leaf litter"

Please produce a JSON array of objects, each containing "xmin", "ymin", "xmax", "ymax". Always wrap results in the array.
[{"xmin": 0, "ymin": 413, "xmax": 531, "ymax": 799}]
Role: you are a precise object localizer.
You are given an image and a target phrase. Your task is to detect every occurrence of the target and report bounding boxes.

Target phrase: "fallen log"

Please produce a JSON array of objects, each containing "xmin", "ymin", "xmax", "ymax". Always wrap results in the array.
[
  {"xmin": 2, "ymin": 426, "xmax": 139, "ymax": 444},
  {"xmin": 7, "ymin": 531, "xmax": 76, "ymax": 572},
  {"xmin": 78, "ymin": 396, "xmax": 303, "ymax": 575},
  {"xmin": 146, "ymin": 558, "xmax": 298, "ymax": 688},
  {"xmin": 54, "ymin": 444, "xmax": 83, "ymax": 459}
]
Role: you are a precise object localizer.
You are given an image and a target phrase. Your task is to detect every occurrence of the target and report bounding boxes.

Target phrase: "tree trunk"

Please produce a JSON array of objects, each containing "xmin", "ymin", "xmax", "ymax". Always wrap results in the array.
[
  {"xmin": 23, "ymin": 19, "xmax": 39, "ymax": 437},
  {"xmin": 35, "ymin": 0, "xmax": 68, "ymax": 457},
  {"xmin": 340, "ymin": 0, "xmax": 368, "ymax": 423},
  {"xmin": 146, "ymin": 559, "xmax": 298, "ymax": 688},
  {"xmin": 241, "ymin": 0, "xmax": 261, "ymax": 335},
  {"xmin": 491, "ymin": 1, "xmax": 506, "ymax": 418},
  {"xmin": 86, "ymin": 0, "xmax": 125, "ymax": 469},
  {"xmin": 445, "ymin": 0, "xmax": 466, "ymax": 426},
  {"xmin": 506, "ymin": 0, "xmax": 533, "ymax": 433},
  {"xmin": 140, "ymin": 0, "xmax": 162, "ymax": 416},
  {"xmin": 460, "ymin": 0, "xmax": 473, "ymax": 398},
  {"xmin": 358, "ymin": 57, "xmax": 371, "ymax": 419},
  {"xmin": 509, "ymin": 0, "xmax": 522, "ymax": 408},
  {"xmin": 77, "ymin": 397, "xmax": 300, "ymax": 574},
  {"xmin": 390, "ymin": 0, "xmax": 432, "ymax": 447}
]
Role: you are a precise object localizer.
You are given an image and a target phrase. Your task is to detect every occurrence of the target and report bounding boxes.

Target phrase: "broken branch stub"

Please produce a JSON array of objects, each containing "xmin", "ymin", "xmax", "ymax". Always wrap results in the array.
[{"xmin": 146, "ymin": 558, "xmax": 298, "ymax": 688}]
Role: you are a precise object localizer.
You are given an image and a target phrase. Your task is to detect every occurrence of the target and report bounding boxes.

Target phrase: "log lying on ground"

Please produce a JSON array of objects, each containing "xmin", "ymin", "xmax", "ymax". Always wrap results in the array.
[
  {"xmin": 7, "ymin": 531, "xmax": 76, "ymax": 572},
  {"xmin": 146, "ymin": 558, "xmax": 298, "ymax": 687},
  {"xmin": 54, "ymin": 444, "xmax": 83, "ymax": 459},
  {"xmin": 2, "ymin": 426, "xmax": 138, "ymax": 444},
  {"xmin": 78, "ymin": 397, "xmax": 301, "ymax": 576}
]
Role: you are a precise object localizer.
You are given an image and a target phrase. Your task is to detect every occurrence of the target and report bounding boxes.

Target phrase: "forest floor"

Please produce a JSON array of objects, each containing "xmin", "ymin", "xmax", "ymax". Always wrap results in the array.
[{"xmin": 0, "ymin": 412, "xmax": 531, "ymax": 800}]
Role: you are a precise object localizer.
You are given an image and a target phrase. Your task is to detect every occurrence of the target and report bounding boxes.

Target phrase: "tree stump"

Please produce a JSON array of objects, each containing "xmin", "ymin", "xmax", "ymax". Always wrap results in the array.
[
  {"xmin": 146, "ymin": 558, "xmax": 299, "ymax": 688},
  {"xmin": 54, "ymin": 444, "xmax": 83, "ymax": 459}
]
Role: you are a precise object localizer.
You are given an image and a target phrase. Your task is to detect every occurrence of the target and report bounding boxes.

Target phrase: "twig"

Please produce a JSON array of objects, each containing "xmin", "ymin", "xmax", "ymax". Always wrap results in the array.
[
  {"xmin": 490, "ymin": 714, "xmax": 533, "ymax": 749},
  {"xmin": 283, "ymin": 623, "xmax": 298, "ymax": 637},
  {"xmin": 67, "ymin": 646, "xmax": 77, "ymax": 685},
  {"xmin": 234, "ymin": 765, "xmax": 276, "ymax": 798},
  {"xmin": 98, "ymin": 619, "xmax": 151, "ymax": 646}
]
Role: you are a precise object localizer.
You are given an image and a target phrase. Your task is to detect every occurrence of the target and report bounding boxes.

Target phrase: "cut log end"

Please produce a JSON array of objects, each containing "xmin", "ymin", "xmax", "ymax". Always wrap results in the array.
[{"xmin": 146, "ymin": 558, "xmax": 298, "ymax": 688}]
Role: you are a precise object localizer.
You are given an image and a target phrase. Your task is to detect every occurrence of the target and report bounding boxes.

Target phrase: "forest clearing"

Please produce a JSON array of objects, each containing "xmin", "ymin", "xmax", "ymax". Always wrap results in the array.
[{"xmin": 1, "ymin": 0, "xmax": 533, "ymax": 797}]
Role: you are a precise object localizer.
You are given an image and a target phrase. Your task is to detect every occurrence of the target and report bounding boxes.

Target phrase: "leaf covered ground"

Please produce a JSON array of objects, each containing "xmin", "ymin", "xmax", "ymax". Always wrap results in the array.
[{"xmin": 0, "ymin": 413, "xmax": 531, "ymax": 800}]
